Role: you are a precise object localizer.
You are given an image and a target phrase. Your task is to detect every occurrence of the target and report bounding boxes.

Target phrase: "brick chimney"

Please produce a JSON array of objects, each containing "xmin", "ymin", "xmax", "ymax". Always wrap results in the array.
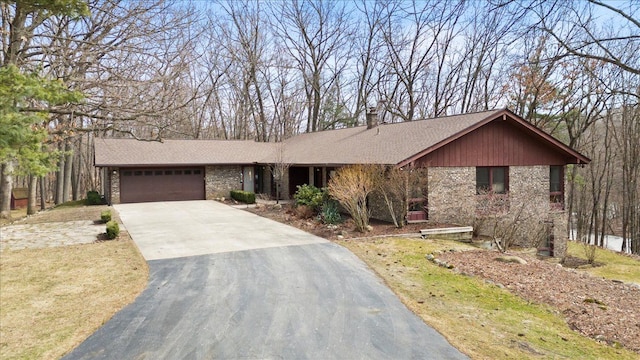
[{"xmin": 366, "ymin": 107, "xmax": 378, "ymax": 129}]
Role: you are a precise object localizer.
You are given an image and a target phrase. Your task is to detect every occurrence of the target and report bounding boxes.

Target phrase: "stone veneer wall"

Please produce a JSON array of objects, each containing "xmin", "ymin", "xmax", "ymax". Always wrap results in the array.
[
  {"xmin": 509, "ymin": 166, "xmax": 568, "ymax": 258},
  {"xmin": 369, "ymin": 192, "xmax": 403, "ymax": 224},
  {"xmin": 205, "ymin": 165, "xmax": 242, "ymax": 199},
  {"xmin": 110, "ymin": 168, "xmax": 120, "ymax": 204},
  {"xmin": 427, "ymin": 167, "xmax": 476, "ymax": 225},
  {"xmin": 427, "ymin": 165, "xmax": 568, "ymax": 258}
]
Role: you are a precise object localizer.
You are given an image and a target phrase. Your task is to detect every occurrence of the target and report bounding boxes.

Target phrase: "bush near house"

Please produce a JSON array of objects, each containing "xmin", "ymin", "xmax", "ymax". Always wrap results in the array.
[
  {"xmin": 106, "ymin": 220, "xmax": 119, "ymax": 239},
  {"xmin": 328, "ymin": 165, "xmax": 378, "ymax": 232},
  {"xmin": 319, "ymin": 200, "xmax": 342, "ymax": 225},
  {"xmin": 85, "ymin": 191, "xmax": 103, "ymax": 205},
  {"xmin": 100, "ymin": 210, "xmax": 111, "ymax": 223},
  {"xmin": 230, "ymin": 190, "xmax": 256, "ymax": 204},
  {"xmin": 293, "ymin": 184, "xmax": 325, "ymax": 212}
]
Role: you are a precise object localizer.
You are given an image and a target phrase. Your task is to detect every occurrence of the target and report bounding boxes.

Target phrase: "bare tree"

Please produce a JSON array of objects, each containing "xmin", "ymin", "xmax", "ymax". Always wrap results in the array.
[
  {"xmin": 271, "ymin": 0, "xmax": 353, "ymax": 133},
  {"xmin": 373, "ymin": 165, "xmax": 429, "ymax": 228},
  {"xmin": 377, "ymin": 0, "xmax": 465, "ymax": 121},
  {"xmin": 269, "ymin": 143, "xmax": 291, "ymax": 203}
]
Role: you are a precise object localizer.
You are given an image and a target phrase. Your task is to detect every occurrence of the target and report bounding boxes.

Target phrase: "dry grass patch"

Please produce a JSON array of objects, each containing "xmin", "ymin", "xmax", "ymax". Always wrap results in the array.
[
  {"xmin": 0, "ymin": 235, "xmax": 148, "ymax": 360},
  {"xmin": 0, "ymin": 208, "xmax": 28, "ymax": 226},
  {"xmin": 340, "ymin": 237, "xmax": 638, "ymax": 360}
]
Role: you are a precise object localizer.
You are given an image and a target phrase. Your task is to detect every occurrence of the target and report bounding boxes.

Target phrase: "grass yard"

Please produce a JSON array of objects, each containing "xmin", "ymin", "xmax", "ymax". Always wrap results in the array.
[
  {"xmin": 0, "ymin": 210, "xmax": 148, "ymax": 359},
  {"xmin": 566, "ymin": 240, "xmax": 640, "ymax": 284},
  {"xmin": 0, "ymin": 208, "xmax": 28, "ymax": 226},
  {"xmin": 340, "ymin": 237, "xmax": 638, "ymax": 360}
]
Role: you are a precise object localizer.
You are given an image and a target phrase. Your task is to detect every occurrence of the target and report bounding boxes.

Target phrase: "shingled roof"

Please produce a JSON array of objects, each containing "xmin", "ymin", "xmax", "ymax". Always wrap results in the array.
[
  {"xmin": 280, "ymin": 109, "xmax": 504, "ymax": 165},
  {"xmin": 94, "ymin": 109, "xmax": 590, "ymax": 167},
  {"xmin": 94, "ymin": 139, "xmax": 274, "ymax": 166}
]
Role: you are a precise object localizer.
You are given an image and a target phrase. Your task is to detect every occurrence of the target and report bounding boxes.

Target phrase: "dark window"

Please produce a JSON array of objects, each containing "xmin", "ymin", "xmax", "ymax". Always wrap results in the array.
[
  {"xmin": 144, "ymin": 170, "xmax": 152, "ymax": 176},
  {"xmin": 134, "ymin": 171, "xmax": 143, "ymax": 176},
  {"xmin": 123, "ymin": 171, "xmax": 132, "ymax": 176},
  {"xmin": 550, "ymin": 166, "xmax": 564, "ymax": 209},
  {"xmin": 184, "ymin": 170, "xmax": 192, "ymax": 175},
  {"xmin": 155, "ymin": 170, "xmax": 163, "ymax": 175},
  {"xmin": 476, "ymin": 167, "xmax": 508, "ymax": 194},
  {"xmin": 408, "ymin": 200, "xmax": 425, "ymax": 212},
  {"xmin": 175, "ymin": 170, "xmax": 183, "ymax": 175},
  {"xmin": 164, "ymin": 170, "xmax": 172, "ymax": 175},
  {"xmin": 194, "ymin": 169, "xmax": 201, "ymax": 175}
]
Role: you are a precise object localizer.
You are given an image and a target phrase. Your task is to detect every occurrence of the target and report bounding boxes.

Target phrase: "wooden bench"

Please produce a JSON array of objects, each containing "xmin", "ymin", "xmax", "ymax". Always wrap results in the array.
[{"xmin": 420, "ymin": 226, "xmax": 473, "ymax": 241}]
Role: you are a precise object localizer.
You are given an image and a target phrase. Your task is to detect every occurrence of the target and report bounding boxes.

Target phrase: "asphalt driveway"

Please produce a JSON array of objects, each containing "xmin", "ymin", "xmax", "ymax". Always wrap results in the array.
[{"xmin": 63, "ymin": 201, "xmax": 467, "ymax": 359}]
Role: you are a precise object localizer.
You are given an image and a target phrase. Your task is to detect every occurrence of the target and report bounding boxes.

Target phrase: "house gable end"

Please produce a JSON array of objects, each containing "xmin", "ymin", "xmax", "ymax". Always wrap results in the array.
[
  {"xmin": 399, "ymin": 110, "xmax": 590, "ymax": 167},
  {"xmin": 415, "ymin": 119, "xmax": 571, "ymax": 167}
]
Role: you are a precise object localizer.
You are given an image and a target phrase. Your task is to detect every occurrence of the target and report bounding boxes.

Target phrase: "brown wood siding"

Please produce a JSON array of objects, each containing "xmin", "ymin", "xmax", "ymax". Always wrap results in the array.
[
  {"xmin": 417, "ymin": 120, "xmax": 569, "ymax": 167},
  {"xmin": 120, "ymin": 167, "xmax": 205, "ymax": 203}
]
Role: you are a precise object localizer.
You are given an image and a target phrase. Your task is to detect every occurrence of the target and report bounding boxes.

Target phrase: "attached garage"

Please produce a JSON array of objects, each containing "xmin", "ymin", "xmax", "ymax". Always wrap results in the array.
[{"xmin": 119, "ymin": 167, "xmax": 205, "ymax": 203}]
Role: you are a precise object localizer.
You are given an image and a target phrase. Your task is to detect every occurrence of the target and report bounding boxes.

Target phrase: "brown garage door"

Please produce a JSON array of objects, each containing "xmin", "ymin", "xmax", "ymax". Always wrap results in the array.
[{"xmin": 120, "ymin": 168, "xmax": 205, "ymax": 203}]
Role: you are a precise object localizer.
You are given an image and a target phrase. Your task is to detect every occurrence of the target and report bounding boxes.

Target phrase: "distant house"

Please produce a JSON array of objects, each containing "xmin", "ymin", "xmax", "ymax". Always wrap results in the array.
[
  {"xmin": 95, "ymin": 108, "xmax": 589, "ymax": 257},
  {"xmin": 10, "ymin": 187, "xmax": 28, "ymax": 210}
]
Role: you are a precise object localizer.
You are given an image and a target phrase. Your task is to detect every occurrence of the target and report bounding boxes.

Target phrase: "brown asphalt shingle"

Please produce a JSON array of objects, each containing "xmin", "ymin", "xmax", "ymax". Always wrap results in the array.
[
  {"xmin": 94, "ymin": 139, "xmax": 275, "ymax": 166},
  {"xmin": 280, "ymin": 110, "xmax": 502, "ymax": 165},
  {"xmin": 96, "ymin": 109, "xmax": 588, "ymax": 167}
]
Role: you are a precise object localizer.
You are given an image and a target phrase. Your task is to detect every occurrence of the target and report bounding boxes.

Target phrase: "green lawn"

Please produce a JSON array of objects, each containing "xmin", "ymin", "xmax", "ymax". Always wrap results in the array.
[
  {"xmin": 341, "ymin": 237, "xmax": 638, "ymax": 359},
  {"xmin": 567, "ymin": 240, "xmax": 640, "ymax": 284}
]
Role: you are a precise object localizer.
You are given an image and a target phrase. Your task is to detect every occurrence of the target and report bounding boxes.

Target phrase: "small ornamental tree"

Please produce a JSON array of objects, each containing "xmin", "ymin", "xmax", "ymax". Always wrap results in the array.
[
  {"xmin": 474, "ymin": 189, "xmax": 549, "ymax": 252},
  {"xmin": 374, "ymin": 165, "xmax": 429, "ymax": 228},
  {"xmin": 269, "ymin": 143, "xmax": 291, "ymax": 203},
  {"xmin": 328, "ymin": 164, "xmax": 378, "ymax": 232}
]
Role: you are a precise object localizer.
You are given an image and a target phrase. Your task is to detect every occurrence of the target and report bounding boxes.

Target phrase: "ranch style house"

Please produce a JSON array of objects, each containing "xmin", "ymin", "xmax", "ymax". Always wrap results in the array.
[{"xmin": 94, "ymin": 108, "xmax": 590, "ymax": 257}]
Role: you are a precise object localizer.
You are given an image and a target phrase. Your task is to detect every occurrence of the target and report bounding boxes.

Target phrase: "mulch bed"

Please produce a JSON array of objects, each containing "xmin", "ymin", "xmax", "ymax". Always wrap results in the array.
[
  {"xmin": 245, "ymin": 202, "xmax": 446, "ymax": 240},
  {"xmin": 439, "ymin": 250, "xmax": 640, "ymax": 352}
]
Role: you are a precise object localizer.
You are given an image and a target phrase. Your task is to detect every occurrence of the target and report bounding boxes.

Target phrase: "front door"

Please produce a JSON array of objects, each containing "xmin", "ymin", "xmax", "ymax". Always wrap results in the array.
[{"xmin": 243, "ymin": 166, "xmax": 254, "ymax": 193}]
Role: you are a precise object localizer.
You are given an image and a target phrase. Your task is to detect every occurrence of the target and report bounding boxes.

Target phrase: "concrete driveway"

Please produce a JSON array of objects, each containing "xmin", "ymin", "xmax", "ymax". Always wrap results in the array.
[{"xmin": 63, "ymin": 201, "xmax": 467, "ymax": 360}]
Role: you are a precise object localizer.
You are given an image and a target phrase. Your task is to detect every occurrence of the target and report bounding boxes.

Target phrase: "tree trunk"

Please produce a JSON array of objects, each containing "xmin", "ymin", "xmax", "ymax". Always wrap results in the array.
[
  {"xmin": 27, "ymin": 174, "xmax": 37, "ymax": 215},
  {"xmin": 63, "ymin": 140, "xmax": 73, "ymax": 202},
  {"xmin": 0, "ymin": 161, "xmax": 14, "ymax": 219},
  {"xmin": 55, "ymin": 142, "xmax": 65, "ymax": 204},
  {"xmin": 39, "ymin": 176, "xmax": 46, "ymax": 210},
  {"xmin": 72, "ymin": 138, "xmax": 82, "ymax": 200}
]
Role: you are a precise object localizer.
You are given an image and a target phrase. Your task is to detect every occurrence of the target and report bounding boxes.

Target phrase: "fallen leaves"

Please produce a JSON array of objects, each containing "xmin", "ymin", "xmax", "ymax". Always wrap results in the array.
[{"xmin": 439, "ymin": 250, "xmax": 640, "ymax": 353}]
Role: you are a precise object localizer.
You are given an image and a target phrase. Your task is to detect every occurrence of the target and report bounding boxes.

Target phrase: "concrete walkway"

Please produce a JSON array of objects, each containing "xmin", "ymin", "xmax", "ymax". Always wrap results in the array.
[{"xmin": 64, "ymin": 201, "xmax": 468, "ymax": 360}]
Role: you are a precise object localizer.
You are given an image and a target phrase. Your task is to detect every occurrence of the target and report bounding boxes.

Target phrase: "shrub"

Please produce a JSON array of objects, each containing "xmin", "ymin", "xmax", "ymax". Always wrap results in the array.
[
  {"xmin": 293, "ymin": 184, "xmax": 324, "ymax": 212},
  {"xmin": 86, "ymin": 191, "xmax": 102, "ymax": 205},
  {"xmin": 295, "ymin": 205, "xmax": 315, "ymax": 219},
  {"xmin": 328, "ymin": 165, "xmax": 378, "ymax": 232},
  {"xmin": 320, "ymin": 200, "xmax": 342, "ymax": 224},
  {"xmin": 100, "ymin": 210, "xmax": 112, "ymax": 223},
  {"xmin": 106, "ymin": 220, "xmax": 119, "ymax": 239},
  {"xmin": 582, "ymin": 240, "xmax": 598, "ymax": 264},
  {"xmin": 230, "ymin": 190, "xmax": 256, "ymax": 204}
]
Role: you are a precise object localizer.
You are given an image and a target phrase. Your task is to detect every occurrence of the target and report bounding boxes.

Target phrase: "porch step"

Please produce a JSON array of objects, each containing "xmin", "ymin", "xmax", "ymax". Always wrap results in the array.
[{"xmin": 420, "ymin": 226, "xmax": 473, "ymax": 241}]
